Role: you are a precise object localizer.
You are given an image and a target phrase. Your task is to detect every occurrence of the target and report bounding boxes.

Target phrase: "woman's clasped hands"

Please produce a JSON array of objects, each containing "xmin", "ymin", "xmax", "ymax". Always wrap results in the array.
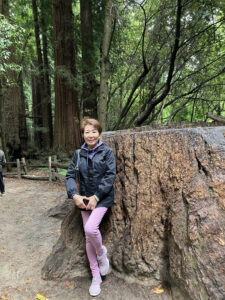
[{"xmin": 73, "ymin": 194, "xmax": 97, "ymax": 210}]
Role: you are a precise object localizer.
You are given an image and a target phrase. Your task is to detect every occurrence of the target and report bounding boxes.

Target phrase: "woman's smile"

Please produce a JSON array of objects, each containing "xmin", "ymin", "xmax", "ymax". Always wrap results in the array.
[{"xmin": 83, "ymin": 124, "xmax": 100, "ymax": 149}]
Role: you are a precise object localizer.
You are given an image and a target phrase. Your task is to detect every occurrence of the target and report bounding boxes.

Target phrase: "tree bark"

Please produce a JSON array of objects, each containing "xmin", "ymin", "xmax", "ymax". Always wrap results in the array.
[
  {"xmin": 0, "ymin": 0, "xmax": 22, "ymax": 158},
  {"xmin": 18, "ymin": 71, "xmax": 28, "ymax": 154},
  {"xmin": 42, "ymin": 126, "xmax": 225, "ymax": 300},
  {"xmin": 207, "ymin": 112, "xmax": 225, "ymax": 124},
  {"xmin": 52, "ymin": 0, "xmax": 81, "ymax": 152},
  {"xmin": 80, "ymin": 0, "xmax": 98, "ymax": 119},
  {"xmin": 31, "ymin": 63, "xmax": 42, "ymax": 148},
  {"xmin": 0, "ymin": 1, "xmax": 7, "ymax": 153},
  {"xmin": 0, "ymin": 82, "xmax": 8, "ymax": 160},
  {"xmin": 98, "ymin": 0, "xmax": 114, "ymax": 130},
  {"xmin": 40, "ymin": 0, "xmax": 53, "ymax": 147},
  {"xmin": 32, "ymin": 0, "xmax": 51, "ymax": 149},
  {"xmin": 0, "ymin": 0, "xmax": 8, "ymax": 17},
  {"xmin": 4, "ymin": 70, "xmax": 21, "ymax": 156}
]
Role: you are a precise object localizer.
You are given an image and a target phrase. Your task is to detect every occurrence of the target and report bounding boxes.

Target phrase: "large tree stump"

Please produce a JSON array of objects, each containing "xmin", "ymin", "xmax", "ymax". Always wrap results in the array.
[{"xmin": 42, "ymin": 126, "xmax": 225, "ymax": 300}]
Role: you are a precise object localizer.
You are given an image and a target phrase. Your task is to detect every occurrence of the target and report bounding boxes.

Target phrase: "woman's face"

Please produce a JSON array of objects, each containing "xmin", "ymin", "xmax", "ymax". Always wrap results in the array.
[{"xmin": 83, "ymin": 124, "xmax": 100, "ymax": 149}]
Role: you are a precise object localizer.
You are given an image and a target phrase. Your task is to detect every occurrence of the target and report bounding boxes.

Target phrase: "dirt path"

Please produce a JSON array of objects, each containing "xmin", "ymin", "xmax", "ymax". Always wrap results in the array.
[{"xmin": 0, "ymin": 178, "xmax": 171, "ymax": 300}]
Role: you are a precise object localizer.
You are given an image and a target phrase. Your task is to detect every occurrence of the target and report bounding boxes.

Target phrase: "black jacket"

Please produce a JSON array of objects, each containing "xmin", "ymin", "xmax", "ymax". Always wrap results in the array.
[
  {"xmin": 0, "ymin": 150, "xmax": 6, "ymax": 172},
  {"xmin": 66, "ymin": 144, "xmax": 116, "ymax": 208}
]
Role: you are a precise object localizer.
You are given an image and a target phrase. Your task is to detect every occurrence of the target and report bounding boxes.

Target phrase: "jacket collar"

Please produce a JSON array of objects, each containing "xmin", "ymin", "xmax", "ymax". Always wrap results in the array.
[
  {"xmin": 81, "ymin": 140, "xmax": 103, "ymax": 151},
  {"xmin": 80, "ymin": 141, "xmax": 104, "ymax": 157}
]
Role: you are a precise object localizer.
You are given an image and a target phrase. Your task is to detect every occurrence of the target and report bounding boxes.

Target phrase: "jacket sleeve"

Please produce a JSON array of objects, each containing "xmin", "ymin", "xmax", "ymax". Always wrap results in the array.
[
  {"xmin": 0, "ymin": 152, "xmax": 6, "ymax": 166},
  {"xmin": 66, "ymin": 151, "xmax": 78, "ymax": 198},
  {"xmin": 95, "ymin": 148, "xmax": 116, "ymax": 201}
]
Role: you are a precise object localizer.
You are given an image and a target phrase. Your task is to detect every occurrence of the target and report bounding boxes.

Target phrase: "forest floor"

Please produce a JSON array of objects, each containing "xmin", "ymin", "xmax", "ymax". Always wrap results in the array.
[{"xmin": 0, "ymin": 177, "xmax": 172, "ymax": 300}]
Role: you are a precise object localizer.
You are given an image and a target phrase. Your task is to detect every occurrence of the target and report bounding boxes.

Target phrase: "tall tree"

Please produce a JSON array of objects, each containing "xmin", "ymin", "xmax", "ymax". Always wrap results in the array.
[
  {"xmin": 98, "ymin": 0, "xmax": 114, "ymax": 130},
  {"xmin": 0, "ymin": 0, "xmax": 8, "ymax": 16},
  {"xmin": 40, "ymin": 0, "xmax": 53, "ymax": 147},
  {"xmin": 1, "ymin": 0, "xmax": 19, "ymax": 156},
  {"xmin": 0, "ymin": 0, "xmax": 27, "ymax": 158},
  {"xmin": 53, "ymin": 0, "xmax": 81, "ymax": 152},
  {"xmin": 31, "ymin": 62, "xmax": 42, "ymax": 148},
  {"xmin": 80, "ymin": 0, "xmax": 98, "ymax": 119},
  {"xmin": 18, "ymin": 71, "xmax": 28, "ymax": 154},
  {"xmin": 0, "ymin": 81, "xmax": 6, "ymax": 156},
  {"xmin": 0, "ymin": 0, "xmax": 8, "ymax": 155},
  {"xmin": 32, "ymin": 0, "xmax": 53, "ymax": 149}
]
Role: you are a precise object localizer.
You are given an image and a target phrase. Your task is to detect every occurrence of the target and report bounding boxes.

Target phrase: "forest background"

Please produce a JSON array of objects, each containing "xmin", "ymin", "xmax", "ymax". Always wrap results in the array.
[{"xmin": 0, "ymin": 0, "xmax": 225, "ymax": 159}]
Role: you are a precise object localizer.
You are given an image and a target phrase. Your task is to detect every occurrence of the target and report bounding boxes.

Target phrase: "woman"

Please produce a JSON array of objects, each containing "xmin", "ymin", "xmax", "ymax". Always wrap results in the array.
[{"xmin": 66, "ymin": 118, "xmax": 116, "ymax": 297}]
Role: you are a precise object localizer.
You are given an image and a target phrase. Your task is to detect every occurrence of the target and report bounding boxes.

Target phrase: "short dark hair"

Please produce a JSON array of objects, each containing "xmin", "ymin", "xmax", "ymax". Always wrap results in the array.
[{"xmin": 80, "ymin": 118, "xmax": 103, "ymax": 134}]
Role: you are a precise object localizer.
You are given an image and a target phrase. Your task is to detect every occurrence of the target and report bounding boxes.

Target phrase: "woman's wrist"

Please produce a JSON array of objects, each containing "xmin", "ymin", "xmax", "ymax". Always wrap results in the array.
[{"xmin": 94, "ymin": 194, "xmax": 99, "ymax": 202}]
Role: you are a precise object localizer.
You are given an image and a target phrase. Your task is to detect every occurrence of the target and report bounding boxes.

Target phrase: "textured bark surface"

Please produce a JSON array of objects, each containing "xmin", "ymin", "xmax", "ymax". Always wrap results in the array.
[
  {"xmin": 42, "ymin": 126, "xmax": 225, "ymax": 300},
  {"xmin": 52, "ymin": 0, "xmax": 81, "ymax": 152},
  {"xmin": 32, "ymin": 0, "xmax": 52, "ymax": 149},
  {"xmin": 80, "ymin": 0, "xmax": 98, "ymax": 119},
  {"xmin": 98, "ymin": 0, "xmax": 114, "ymax": 130}
]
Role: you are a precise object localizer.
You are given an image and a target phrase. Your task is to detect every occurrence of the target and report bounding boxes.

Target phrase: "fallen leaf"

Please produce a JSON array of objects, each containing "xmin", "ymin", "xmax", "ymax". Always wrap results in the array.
[
  {"xmin": 154, "ymin": 289, "xmax": 164, "ymax": 294},
  {"xmin": 0, "ymin": 296, "xmax": 9, "ymax": 300},
  {"xmin": 36, "ymin": 294, "xmax": 48, "ymax": 300},
  {"xmin": 150, "ymin": 284, "xmax": 164, "ymax": 294}
]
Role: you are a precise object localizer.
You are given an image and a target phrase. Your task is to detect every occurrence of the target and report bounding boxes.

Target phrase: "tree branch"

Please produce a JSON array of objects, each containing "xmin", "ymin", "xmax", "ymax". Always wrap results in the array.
[
  {"xmin": 135, "ymin": 0, "xmax": 182, "ymax": 126},
  {"xmin": 112, "ymin": 2, "xmax": 150, "ymax": 129},
  {"xmin": 206, "ymin": 113, "xmax": 225, "ymax": 124}
]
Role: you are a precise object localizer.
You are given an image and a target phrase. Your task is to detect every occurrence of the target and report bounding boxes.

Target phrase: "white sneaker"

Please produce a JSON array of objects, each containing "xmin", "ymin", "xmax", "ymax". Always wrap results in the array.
[
  {"xmin": 89, "ymin": 275, "xmax": 102, "ymax": 296},
  {"xmin": 97, "ymin": 245, "xmax": 109, "ymax": 276}
]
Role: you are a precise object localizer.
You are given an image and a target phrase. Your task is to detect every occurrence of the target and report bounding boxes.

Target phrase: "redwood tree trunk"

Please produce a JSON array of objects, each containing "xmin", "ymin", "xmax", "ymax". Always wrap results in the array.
[
  {"xmin": 98, "ymin": 0, "xmax": 114, "ymax": 130},
  {"xmin": 1, "ymin": 0, "xmax": 21, "ymax": 158},
  {"xmin": 40, "ymin": 0, "xmax": 53, "ymax": 147},
  {"xmin": 0, "ymin": 0, "xmax": 6, "ymax": 152},
  {"xmin": 80, "ymin": 0, "xmax": 97, "ymax": 119},
  {"xmin": 4, "ymin": 70, "xmax": 21, "ymax": 157},
  {"xmin": 52, "ymin": 0, "xmax": 81, "ymax": 152},
  {"xmin": 0, "ymin": 0, "xmax": 8, "ymax": 17},
  {"xmin": 32, "ymin": 0, "xmax": 51, "ymax": 149},
  {"xmin": 18, "ymin": 71, "xmax": 28, "ymax": 154},
  {"xmin": 31, "ymin": 63, "xmax": 42, "ymax": 148},
  {"xmin": 0, "ymin": 81, "xmax": 7, "ymax": 159}
]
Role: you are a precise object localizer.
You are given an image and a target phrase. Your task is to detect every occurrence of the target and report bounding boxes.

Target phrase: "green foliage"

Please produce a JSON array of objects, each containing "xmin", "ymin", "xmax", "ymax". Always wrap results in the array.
[
  {"xmin": 58, "ymin": 168, "xmax": 67, "ymax": 176},
  {"xmin": 37, "ymin": 167, "xmax": 66, "ymax": 175},
  {"xmin": 0, "ymin": 14, "xmax": 24, "ymax": 80},
  {"xmin": 107, "ymin": 0, "xmax": 225, "ymax": 128},
  {"xmin": 3, "ymin": 0, "xmax": 225, "ymax": 151}
]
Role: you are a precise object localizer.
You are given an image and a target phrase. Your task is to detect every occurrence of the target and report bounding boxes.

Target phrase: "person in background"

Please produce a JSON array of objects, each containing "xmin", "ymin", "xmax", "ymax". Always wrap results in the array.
[
  {"xmin": 66, "ymin": 118, "xmax": 116, "ymax": 297},
  {"xmin": 0, "ymin": 149, "xmax": 6, "ymax": 196}
]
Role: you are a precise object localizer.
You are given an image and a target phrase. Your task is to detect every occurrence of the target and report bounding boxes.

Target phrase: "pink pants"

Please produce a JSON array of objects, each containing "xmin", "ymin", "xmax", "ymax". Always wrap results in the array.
[{"xmin": 81, "ymin": 207, "xmax": 108, "ymax": 277}]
